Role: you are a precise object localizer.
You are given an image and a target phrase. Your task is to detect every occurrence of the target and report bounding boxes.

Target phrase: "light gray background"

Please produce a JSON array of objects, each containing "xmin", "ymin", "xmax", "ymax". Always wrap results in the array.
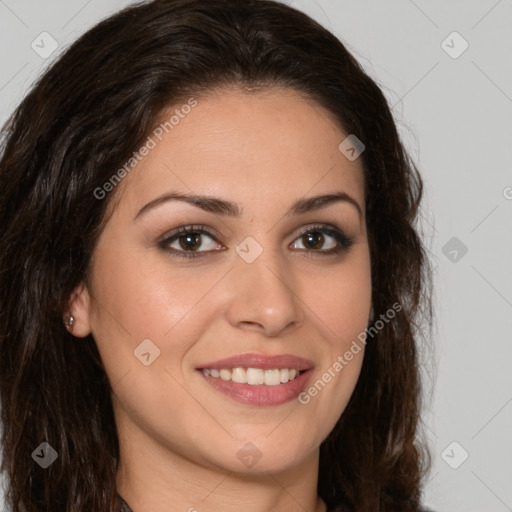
[{"xmin": 0, "ymin": 1, "xmax": 511, "ymax": 511}]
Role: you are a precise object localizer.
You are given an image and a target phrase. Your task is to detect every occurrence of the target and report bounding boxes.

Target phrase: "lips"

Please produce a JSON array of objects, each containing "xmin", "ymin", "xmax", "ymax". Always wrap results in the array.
[
  {"xmin": 196, "ymin": 353, "xmax": 314, "ymax": 406},
  {"xmin": 196, "ymin": 353, "xmax": 314, "ymax": 371}
]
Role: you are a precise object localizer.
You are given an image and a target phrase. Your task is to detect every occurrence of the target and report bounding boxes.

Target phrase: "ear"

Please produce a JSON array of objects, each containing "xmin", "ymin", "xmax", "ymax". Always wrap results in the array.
[{"xmin": 64, "ymin": 282, "xmax": 93, "ymax": 338}]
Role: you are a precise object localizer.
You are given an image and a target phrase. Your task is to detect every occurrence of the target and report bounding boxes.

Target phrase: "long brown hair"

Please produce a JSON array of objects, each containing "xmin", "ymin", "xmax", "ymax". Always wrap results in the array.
[{"xmin": 0, "ymin": 0, "xmax": 433, "ymax": 510}]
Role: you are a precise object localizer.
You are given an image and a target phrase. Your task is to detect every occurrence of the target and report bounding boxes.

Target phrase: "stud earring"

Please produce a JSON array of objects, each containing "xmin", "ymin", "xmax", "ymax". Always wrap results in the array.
[{"xmin": 65, "ymin": 315, "xmax": 75, "ymax": 330}]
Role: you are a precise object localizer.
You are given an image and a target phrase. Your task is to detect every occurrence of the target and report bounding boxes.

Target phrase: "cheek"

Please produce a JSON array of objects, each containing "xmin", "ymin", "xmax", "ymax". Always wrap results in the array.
[
  {"xmin": 299, "ymin": 250, "xmax": 370, "ymax": 413},
  {"xmin": 90, "ymin": 244, "xmax": 222, "ymax": 341},
  {"xmin": 306, "ymin": 254, "xmax": 371, "ymax": 346}
]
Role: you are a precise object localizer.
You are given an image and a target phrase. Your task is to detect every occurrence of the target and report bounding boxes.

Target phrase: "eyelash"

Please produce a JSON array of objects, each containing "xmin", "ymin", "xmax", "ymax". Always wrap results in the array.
[{"xmin": 158, "ymin": 223, "xmax": 354, "ymax": 260}]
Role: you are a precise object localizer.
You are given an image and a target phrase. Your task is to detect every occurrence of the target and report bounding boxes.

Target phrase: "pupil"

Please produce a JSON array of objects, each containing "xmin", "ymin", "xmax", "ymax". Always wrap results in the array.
[
  {"xmin": 180, "ymin": 233, "xmax": 201, "ymax": 250},
  {"xmin": 305, "ymin": 231, "xmax": 323, "ymax": 250}
]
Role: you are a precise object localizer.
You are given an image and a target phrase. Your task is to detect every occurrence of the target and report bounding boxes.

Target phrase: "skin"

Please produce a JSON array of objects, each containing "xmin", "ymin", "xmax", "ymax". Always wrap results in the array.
[{"xmin": 68, "ymin": 87, "xmax": 372, "ymax": 512}]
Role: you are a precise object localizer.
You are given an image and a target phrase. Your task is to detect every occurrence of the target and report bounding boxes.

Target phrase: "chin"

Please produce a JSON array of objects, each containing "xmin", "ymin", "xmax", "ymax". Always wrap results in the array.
[{"xmin": 213, "ymin": 437, "xmax": 317, "ymax": 476}]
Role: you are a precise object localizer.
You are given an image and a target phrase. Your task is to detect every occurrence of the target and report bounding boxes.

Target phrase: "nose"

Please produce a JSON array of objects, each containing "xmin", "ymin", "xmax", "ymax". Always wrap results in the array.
[{"xmin": 224, "ymin": 244, "xmax": 304, "ymax": 337}]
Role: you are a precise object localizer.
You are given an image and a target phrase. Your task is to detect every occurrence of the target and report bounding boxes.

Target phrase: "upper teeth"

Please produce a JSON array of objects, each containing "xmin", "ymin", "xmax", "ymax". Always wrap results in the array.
[{"xmin": 202, "ymin": 367, "xmax": 301, "ymax": 385}]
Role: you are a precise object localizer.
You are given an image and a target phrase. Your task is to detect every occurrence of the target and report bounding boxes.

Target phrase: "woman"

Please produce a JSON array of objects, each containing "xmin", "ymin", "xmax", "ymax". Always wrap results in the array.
[{"xmin": 0, "ymin": 0, "xmax": 434, "ymax": 511}]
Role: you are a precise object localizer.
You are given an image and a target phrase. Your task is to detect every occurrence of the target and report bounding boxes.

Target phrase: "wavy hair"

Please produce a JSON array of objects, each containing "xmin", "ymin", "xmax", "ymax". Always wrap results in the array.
[{"xmin": 0, "ymin": 0, "xmax": 433, "ymax": 510}]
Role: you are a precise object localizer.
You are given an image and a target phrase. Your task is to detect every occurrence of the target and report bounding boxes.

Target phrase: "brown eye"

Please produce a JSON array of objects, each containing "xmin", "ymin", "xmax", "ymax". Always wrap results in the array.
[
  {"xmin": 290, "ymin": 225, "xmax": 353, "ymax": 254},
  {"xmin": 177, "ymin": 232, "xmax": 202, "ymax": 251},
  {"xmin": 159, "ymin": 225, "xmax": 224, "ymax": 258},
  {"xmin": 301, "ymin": 231, "xmax": 326, "ymax": 250}
]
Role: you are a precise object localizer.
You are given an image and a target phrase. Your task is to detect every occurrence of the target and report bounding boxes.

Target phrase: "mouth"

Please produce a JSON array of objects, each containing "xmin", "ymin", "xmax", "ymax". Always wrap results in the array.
[
  {"xmin": 201, "ymin": 367, "xmax": 306, "ymax": 385},
  {"xmin": 196, "ymin": 353, "xmax": 314, "ymax": 406}
]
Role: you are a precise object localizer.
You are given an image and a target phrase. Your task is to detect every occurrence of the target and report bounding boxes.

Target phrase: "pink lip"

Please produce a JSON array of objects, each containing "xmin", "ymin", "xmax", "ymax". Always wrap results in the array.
[
  {"xmin": 196, "ymin": 353, "xmax": 314, "ymax": 371},
  {"xmin": 198, "ymin": 369, "xmax": 313, "ymax": 406},
  {"xmin": 196, "ymin": 352, "xmax": 315, "ymax": 406}
]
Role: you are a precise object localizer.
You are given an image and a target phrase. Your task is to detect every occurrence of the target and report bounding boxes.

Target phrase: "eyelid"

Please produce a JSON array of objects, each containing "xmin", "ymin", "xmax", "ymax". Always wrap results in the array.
[
  {"xmin": 293, "ymin": 223, "xmax": 348, "ymax": 240},
  {"xmin": 157, "ymin": 224, "xmax": 217, "ymax": 244}
]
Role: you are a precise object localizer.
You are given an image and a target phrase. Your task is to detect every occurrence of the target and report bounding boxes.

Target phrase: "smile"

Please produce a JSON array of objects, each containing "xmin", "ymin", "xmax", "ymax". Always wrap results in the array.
[
  {"xmin": 202, "ymin": 367, "xmax": 304, "ymax": 385},
  {"xmin": 198, "ymin": 368, "xmax": 313, "ymax": 406}
]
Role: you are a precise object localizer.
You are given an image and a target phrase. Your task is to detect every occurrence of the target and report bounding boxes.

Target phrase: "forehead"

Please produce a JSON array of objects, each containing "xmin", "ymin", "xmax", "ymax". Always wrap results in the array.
[{"xmin": 108, "ymin": 87, "xmax": 365, "ymax": 219}]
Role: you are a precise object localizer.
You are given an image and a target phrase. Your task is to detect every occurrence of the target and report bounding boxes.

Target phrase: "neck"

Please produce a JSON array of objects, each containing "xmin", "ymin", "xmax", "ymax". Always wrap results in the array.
[{"xmin": 115, "ymin": 418, "xmax": 327, "ymax": 512}]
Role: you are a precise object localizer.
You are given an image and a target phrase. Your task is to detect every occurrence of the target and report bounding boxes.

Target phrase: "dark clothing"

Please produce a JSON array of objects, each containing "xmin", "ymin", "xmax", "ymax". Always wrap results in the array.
[
  {"xmin": 117, "ymin": 494, "xmax": 345, "ymax": 511},
  {"xmin": 117, "ymin": 492, "xmax": 434, "ymax": 511}
]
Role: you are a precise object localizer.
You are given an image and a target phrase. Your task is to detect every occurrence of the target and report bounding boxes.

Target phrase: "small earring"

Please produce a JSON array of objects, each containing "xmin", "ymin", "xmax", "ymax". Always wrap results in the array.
[{"xmin": 65, "ymin": 315, "xmax": 75, "ymax": 330}]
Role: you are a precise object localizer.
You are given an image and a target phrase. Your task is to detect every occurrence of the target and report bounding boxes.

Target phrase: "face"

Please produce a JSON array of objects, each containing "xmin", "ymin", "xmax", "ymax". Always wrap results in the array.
[{"xmin": 70, "ymin": 87, "xmax": 371, "ymax": 477}]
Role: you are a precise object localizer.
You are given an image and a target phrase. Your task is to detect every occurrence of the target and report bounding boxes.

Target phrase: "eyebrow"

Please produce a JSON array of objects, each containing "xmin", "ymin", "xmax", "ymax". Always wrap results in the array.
[{"xmin": 133, "ymin": 190, "xmax": 363, "ymax": 221}]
